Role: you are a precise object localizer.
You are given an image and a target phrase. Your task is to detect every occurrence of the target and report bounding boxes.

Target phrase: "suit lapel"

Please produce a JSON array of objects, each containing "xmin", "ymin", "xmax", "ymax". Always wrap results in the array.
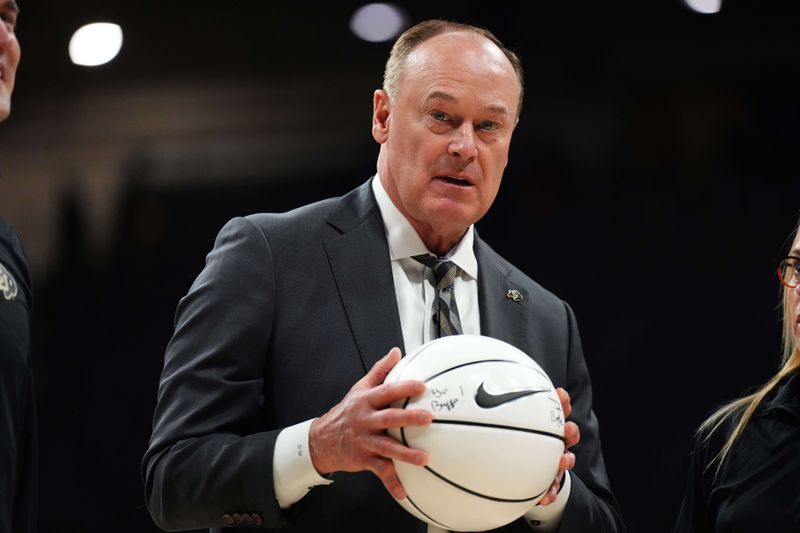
[
  {"xmin": 475, "ymin": 237, "xmax": 530, "ymax": 357},
  {"xmin": 323, "ymin": 180, "xmax": 405, "ymax": 373}
]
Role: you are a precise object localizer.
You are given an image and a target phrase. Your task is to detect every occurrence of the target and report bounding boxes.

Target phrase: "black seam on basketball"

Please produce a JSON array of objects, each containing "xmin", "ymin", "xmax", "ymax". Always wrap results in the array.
[
  {"xmin": 404, "ymin": 494, "xmax": 456, "ymax": 530},
  {"xmin": 430, "ymin": 419, "xmax": 565, "ymax": 442},
  {"xmin": 424, "ymin": 465, "xmax": 546, "ymax": 503},
  {"xmin": 422, "ymin": 358, "xmax": 524, "ymax": 382},
  {"xmin": 395, "ymin": 339, "xmax": 446, "ymax": 380}
]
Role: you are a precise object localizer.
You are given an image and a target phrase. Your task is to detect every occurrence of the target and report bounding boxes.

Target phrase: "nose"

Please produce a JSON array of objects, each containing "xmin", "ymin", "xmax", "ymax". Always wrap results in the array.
[
  {"xmin": 0, "ymin": 21, "xmax": 11, "ymax": 49},
  {"xmin": 447, "ymin": 123, "xmax": 477, "ymax": 160}
]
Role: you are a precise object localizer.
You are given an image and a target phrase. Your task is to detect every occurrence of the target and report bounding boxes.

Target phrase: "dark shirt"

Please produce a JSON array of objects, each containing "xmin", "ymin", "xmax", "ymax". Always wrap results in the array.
[
  {"xmin": 0, "ymin": 216, "xmax": 37, "ymax": 533},
  {"xmin": 674, "ymin": 370, "xmax": 800, "ymax": 533}
]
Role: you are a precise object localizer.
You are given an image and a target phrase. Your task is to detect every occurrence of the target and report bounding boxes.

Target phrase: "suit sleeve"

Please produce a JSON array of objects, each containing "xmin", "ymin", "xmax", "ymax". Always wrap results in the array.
[
  {"xmin": 142, "ymin": 216, "xmax": 286, "ymax": 530},
  {"xmin": 556, "ymin": 302, "xmax": 626, "ymax": 532}
]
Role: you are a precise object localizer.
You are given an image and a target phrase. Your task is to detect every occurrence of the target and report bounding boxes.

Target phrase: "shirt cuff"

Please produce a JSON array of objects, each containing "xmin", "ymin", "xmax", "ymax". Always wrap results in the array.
[
  {"xmin": 524, "ymin": 471, "xmax": 571, "ymax": 531},
  {"xmin": 273, "ymin": 419, "xmax": 334, "ymax": 509}
]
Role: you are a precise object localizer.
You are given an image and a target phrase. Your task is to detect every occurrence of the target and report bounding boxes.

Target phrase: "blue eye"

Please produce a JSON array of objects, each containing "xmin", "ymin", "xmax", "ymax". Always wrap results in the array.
[
  {"xmin": 432, "ymin": 111, "xmax": 447, "ymax": 121},
  {"xmin": 479, "ymin": 121, "xmax": 497, "ymax": 132},
  {"xmin": 1, "ymin": 10, "xmax": 17, "ymax": 30}
]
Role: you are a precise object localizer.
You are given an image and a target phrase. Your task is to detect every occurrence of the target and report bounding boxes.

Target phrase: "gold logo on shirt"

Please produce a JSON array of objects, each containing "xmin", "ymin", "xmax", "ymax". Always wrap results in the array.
[{"xmin": 0, "ymin": 262, "xmax": 18, "ymax": 301}]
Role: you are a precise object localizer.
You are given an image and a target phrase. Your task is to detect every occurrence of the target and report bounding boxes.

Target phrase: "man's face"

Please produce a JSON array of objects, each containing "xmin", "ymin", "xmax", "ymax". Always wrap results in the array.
[
  {"xmin": 373, "ymin": 31, "xmax": 521, "ymax": 249},
  {"xmin": 0, "ymin": 0, "xmax": 20, "ymax": 121}
]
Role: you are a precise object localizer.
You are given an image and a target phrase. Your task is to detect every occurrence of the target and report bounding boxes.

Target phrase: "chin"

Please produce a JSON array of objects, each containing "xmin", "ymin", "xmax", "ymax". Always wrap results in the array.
[
  {"xmin": 428, "ymin": 197, "xmax": 485, "ymax": 224},
  {"xmin": 433, "ymin": 208, "xmax": 481, "ymax": 232}
]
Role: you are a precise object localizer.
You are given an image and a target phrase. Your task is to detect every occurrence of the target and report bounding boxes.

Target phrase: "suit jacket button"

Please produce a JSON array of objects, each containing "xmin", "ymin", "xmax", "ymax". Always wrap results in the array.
[
  {"xmin": 232, "ymin": 513, "xmax": 244, "ymax": 524},
  {"xmin": 242, "ymin": 514, "xmax": 253, "ymax": 525},
  {"xmin": 252, "ymin": 513, "xmax": 263, "ymax": 526},
  {"xmin": 222, "ymin": 514, "xmax": 234, "ymax": 525}
]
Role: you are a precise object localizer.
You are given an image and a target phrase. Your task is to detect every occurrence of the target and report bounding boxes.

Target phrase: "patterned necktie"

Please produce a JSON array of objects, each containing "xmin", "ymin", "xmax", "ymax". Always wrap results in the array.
[{"xmin": 413, "ymin": 254, "xmax": 463, "ymax": 337}]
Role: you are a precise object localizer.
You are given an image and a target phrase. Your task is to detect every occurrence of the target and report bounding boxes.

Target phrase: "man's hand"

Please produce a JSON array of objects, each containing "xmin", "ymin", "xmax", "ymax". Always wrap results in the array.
[
  {"xmin": 308, "ymin": 347, "xmax": 433, "ymax": 499},
  {"xmin": 538, "ymin": 387, "xmax": 579, "ymax": 506}
]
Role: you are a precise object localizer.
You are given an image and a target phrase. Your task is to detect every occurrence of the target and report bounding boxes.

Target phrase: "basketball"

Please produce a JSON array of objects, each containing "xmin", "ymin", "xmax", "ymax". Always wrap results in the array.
[{"xmin": 384, "ymin": 335, "xmax": 565, "ymax": 532}]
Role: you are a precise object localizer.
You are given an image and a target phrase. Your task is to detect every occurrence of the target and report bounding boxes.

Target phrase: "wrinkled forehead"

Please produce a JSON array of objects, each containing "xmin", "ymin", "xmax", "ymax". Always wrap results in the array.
[
  {"xmin": 407, "ymin": 31, "xmax": 515, "ymax": 78},
  {"xmin": 402, "ymin": 31, "xmax": 521, "ymax": 110}
]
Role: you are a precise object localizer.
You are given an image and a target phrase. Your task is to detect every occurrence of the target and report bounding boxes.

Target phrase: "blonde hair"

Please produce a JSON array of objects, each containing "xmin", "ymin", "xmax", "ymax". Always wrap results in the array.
[{"xmin": 700, "ymin": 223, "xmax": 800, "ymax": 474}]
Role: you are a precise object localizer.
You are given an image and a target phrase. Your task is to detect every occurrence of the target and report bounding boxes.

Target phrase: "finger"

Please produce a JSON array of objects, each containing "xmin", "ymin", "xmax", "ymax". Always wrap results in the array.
[
  {"xmin": 556, "ymin": 388, "xmax": 572, "ymax": 418},
  {"xmin": 559, "ymin": 451, "xmax": 576, "ymax": 472},
  {"xmin": 370, "ymin": 407, "xmax": 432, "ymax": 430},
  {"xmin": 365, "ymin": 434, "xmax": 429, "ymax": 466},
  {"xmin": 368, "ymin": 379, "xmax": 426, "ymax": 408},
  {"xmin": 563, "ymin": 421, "xmax": 580, "ymax": 450},
  {"xmin": 361, "ymin": 347, "xmax": 403, "ymax": 388},
  {"xmin": 538, "ymin": 481, "xmax": 559, "ymax": 506},
  {"xmin": 369, "ymin": 457, "xmax": 407, "ymax": 500}
]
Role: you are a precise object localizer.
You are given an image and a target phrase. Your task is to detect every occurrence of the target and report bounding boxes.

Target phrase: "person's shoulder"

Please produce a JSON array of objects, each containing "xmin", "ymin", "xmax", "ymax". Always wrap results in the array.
[
  {"xmin": 693, "ymin": 402, "xmax": 744, "ymax": 462},
  {"xmin": 0, "ymin": 215, "xmax": 23, "ymax": 256},
  {"xmin": 243, "ymin": 195, "xmax": 341, "ymax": 231},
  {"xmin": 240, "ymin": 180, "xmax": 374, "ymax": 234},
  {"xmin": 475, "ymin": 236, "xmax": 564, "ymax": 306},
  {"xmin": 0, "ymin": 215, "xmax": 33, "ymax": 300}
]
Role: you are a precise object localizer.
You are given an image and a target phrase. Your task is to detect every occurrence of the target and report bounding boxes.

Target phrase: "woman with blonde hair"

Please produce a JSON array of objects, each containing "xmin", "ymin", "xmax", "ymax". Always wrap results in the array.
[{"xmin": 674, "ymin": 221, "xmax": 800, "ymax": 532}]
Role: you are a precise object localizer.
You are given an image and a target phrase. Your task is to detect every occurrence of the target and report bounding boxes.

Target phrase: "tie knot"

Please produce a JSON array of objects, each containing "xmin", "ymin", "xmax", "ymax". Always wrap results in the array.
[
  {"xmin": 411, "ymin": 253, "xmax": 436, "ymax": 268},
  {"xmin": 411, "ymin": 254, "xmax": 463, "ymax": 337},
  {"xmin": 412, "ymin": 254, "xmax": 458, "ymax": 288}
]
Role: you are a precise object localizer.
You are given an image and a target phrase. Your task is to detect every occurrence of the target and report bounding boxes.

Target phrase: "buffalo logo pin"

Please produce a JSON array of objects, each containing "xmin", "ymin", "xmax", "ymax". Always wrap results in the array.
[
  {"xmin": 0, "ymin": 262, "xmax": 19, "ymax": 301},
  {"xmin": 506, "ymin": 289, "xmax": 523, "ymax": 303}
]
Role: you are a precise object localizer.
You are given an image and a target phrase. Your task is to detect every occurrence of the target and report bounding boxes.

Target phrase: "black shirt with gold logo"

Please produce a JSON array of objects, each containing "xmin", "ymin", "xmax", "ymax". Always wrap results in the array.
[{"xmin": 0, "ymin": 215, "xmax": 36, "ymax": 533}]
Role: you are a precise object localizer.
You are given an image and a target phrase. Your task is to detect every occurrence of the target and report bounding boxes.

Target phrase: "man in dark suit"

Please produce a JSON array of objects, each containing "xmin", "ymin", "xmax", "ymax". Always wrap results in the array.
[
  {"xmin": 1, "ymin": 2, "xmax": 37, "ymax": 532},
  {"xmin": 144, "ymin": 19, "xmax": 624, "ymax": 533}
]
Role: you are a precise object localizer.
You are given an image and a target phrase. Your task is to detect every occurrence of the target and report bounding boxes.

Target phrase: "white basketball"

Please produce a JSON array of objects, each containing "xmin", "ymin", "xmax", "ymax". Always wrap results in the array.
[{"xmin": 384, "ymin": 335, "xmax": 565, "ymax": 532}]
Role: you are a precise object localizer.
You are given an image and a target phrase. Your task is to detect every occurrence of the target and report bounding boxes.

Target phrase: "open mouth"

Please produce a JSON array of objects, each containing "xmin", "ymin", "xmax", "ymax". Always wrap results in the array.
[{"xmin": 437, "ymin": 175, "xmax": 472, "ymax": 187}]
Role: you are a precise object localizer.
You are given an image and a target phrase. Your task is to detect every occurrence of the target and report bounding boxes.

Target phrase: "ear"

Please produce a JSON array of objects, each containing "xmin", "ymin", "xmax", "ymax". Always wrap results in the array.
[{"xmin": 372, "ymin": 89, "xmax": 391, "ymax": 144}]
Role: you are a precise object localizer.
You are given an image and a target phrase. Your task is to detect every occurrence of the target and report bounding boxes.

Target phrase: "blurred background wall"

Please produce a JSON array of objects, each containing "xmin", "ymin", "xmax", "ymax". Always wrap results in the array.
[{"xmin": 1, "ymin": 1, "xmax": 798, "ymax": 531}]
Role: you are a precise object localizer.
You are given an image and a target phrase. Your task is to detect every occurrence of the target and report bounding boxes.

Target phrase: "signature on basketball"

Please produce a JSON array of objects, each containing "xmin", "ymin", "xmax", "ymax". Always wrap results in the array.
[
  {"xmin": 431, "ymin": 398, "xmax": 459, "ymax": 412},
  {"xmin": 547, "ymin": 396, "xmax": 565, "ymax": 427}
]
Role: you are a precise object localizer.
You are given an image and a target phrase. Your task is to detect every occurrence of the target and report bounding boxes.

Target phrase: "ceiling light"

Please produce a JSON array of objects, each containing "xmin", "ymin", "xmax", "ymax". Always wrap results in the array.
[
  {"xmin": 350, "ymin": 3, "xmax": 407, "ymax": 43},
  {"xmin": 69, "ymin": 23, "xmax": 124, "ymax": 67}
]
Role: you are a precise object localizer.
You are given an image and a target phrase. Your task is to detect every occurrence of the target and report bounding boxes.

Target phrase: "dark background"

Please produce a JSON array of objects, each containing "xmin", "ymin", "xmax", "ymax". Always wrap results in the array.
[{"xmin": 2, "ymin": 1, "xmax": 800, "ymax": 531}]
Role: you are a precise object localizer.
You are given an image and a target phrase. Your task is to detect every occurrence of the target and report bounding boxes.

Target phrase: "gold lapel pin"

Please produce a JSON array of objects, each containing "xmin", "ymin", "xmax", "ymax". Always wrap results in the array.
[{"xmin": 506, "ymin": 289, "xmax": 523, "ymax": 303}]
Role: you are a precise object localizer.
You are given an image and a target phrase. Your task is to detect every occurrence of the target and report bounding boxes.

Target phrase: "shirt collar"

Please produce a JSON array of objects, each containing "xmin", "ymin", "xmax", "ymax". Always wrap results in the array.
[{"xmin": 372, "ymin": 175, "xmax": 478, "ymax": 280}]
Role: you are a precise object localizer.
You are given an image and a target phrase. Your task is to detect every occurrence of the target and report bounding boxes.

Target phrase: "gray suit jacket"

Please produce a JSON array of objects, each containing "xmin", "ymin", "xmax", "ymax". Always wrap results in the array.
[{"xmin": 143, "ymin": 179, "xmax": 624, "ymax": 532}]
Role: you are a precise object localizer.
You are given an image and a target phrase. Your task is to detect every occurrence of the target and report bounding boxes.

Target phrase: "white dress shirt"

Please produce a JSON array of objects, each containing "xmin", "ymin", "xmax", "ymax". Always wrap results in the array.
[{"xmin": 272, "ymin": 176, "xmax": 569, "ymax": 531}]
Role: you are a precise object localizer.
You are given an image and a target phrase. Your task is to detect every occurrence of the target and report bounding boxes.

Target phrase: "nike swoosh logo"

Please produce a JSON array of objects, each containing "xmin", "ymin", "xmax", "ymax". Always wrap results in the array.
[{"xmin": 474, "ymin": 382, "xmax": 549, "ymax": 408}]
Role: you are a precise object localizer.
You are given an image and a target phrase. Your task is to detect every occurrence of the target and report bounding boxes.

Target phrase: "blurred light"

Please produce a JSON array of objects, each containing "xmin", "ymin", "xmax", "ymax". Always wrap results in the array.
[
  {"xmin": 69, "ymin": 23, "xmax": 124, "ymax": 67},
  {"xmin": 349, "ymin": 3, "xmax": 407, "ymax": 43},
  {"xmin": 683, "ymin": 0, "xmax": 722, "ymax": 14}
]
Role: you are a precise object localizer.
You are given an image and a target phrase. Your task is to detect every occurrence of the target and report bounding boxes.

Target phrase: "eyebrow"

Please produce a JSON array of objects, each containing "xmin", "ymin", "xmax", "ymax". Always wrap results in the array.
[
  {"xmin": 424, "ymin": 91, "xmax": 510, "ymax": 117},
  {"xmin": 2, "ymin": 0, "xmax": 19, "ymax": 15}
]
